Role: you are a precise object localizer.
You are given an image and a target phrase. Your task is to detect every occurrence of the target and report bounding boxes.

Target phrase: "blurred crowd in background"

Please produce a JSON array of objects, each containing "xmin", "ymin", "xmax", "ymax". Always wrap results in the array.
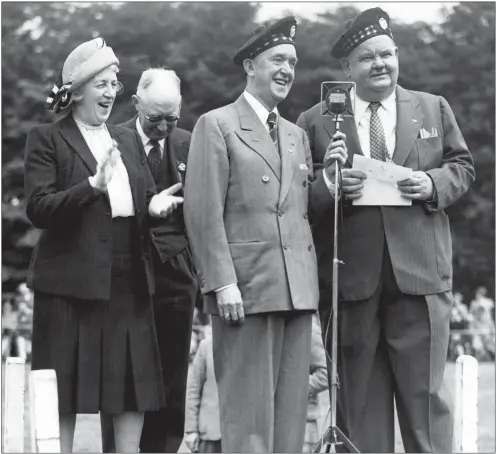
[
  {"xmin": 2, "ymin": 284, "xmax": 495, "ymax": 364},
  {"xmin": 449, "ymin": 287, "xmax": 495, "ymax": 362},
  {"xmin": 1, "ymin": 282, "xmax": 33, "ymax": 361}
]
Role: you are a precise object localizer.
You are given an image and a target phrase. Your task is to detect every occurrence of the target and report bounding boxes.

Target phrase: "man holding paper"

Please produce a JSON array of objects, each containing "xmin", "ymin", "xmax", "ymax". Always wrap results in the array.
[{"xmin": 297, "ymin": 7, "xmax": 475, "ymax": 453}]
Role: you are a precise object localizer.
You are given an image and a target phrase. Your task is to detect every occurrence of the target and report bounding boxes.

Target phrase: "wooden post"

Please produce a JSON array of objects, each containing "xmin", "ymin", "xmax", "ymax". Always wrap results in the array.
[
  {"xmin": 29, "ymin": 369, "xmax": 61, "ymax": 453},
  {"xmin": 3, "ymin": 357, "xmax": 26, "ymax": 453},
  {"xmin": 453, "ymin": 355, "xmax": 478, "ymax": 452}
]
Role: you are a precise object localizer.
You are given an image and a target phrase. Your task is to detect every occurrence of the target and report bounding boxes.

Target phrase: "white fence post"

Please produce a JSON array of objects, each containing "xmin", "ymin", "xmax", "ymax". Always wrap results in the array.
[
  {"xmin": 453, "ymin": 355, "xmax": 478, "ymax": 453},
  {"xmin": 29, "ymin": 369, "xmax": 61, "ymax": 453},
  {"xmin": 3, "ymin": 357, "xmax": 26, "ymax": 453}
]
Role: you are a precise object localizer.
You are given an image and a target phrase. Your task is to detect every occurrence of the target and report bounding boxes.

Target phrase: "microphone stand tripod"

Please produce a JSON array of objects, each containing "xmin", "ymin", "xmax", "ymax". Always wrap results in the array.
[{"xmin": 313, "ymin": 113, "xmax": 359, "ymax": 454}]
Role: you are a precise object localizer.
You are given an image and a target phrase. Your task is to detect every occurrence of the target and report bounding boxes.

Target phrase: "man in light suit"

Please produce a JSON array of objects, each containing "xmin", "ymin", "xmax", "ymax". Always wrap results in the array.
[
  {"xmin": 101, "ymin": 68, "xmax": 198, "ymax": 453},
  {"xmin": 297, "ymin": 7, "xmax": 475, "ymax": 453},
  {"xmin": 184, "ymin": 17, "xmax": 346, "ymax": 453}
]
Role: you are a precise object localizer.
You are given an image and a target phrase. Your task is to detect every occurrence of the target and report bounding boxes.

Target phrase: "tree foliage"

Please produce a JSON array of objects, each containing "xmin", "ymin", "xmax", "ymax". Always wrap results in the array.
[{"xmin": 1, "ymin": 2, "xmax": 494, "ymax": 299}]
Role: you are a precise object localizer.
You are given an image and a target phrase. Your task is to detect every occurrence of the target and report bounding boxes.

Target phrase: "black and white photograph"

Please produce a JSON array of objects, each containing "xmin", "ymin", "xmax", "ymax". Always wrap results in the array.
[{"xmin": 1, "ymin": 1, "xmax": 494, "ymax": 453}]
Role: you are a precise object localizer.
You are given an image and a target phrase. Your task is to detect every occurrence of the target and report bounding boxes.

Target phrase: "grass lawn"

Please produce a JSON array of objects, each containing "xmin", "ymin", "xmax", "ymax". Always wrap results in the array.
[{"xmin": 2, "ymin": 361, "xmax": 494, "ymax": 452}]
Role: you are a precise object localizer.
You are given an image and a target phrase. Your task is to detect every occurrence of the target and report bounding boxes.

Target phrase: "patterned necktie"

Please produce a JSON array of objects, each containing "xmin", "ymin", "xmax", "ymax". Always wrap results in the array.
[
  {"xmin": 267, "ymin": 112, "xmax": 278, "ymax": 145},
  {"xmin": 369, "ymin": 102, "xmax": 387, "ymax": 162},
  {"xmin": 147, "ymin": 139, "xmax": 162, "ymax": 182}
]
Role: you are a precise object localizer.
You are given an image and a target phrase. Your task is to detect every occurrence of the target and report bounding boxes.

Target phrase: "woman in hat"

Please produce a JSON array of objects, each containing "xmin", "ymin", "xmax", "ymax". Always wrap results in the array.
[{"xmin": 24, "ymin": 38, "xmax": 181, "ymax": 452}]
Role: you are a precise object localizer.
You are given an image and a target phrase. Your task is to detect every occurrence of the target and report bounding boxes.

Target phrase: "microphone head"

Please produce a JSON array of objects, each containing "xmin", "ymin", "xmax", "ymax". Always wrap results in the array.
[{"xmin": 325, "ymin": 86, "xmax": 348, "ymax": 115}]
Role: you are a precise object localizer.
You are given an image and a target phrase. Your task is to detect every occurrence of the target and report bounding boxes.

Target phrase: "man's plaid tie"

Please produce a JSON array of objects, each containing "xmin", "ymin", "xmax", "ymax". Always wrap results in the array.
[
  {"xmin": 267, "ymin": 112, "xmax": 278, "ymax": 145},
  {"xmin": 147, "ymin": 139, "xmax": 162, "ymax": 182},
  {"xmin": 369, "ymin": 102, "xmax": 387, "ymax": 162}
]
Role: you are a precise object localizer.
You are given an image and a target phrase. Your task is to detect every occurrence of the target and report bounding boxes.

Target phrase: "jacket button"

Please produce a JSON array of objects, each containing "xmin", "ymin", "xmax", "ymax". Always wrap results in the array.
[
  {"xmin": 303, "ymin": 180, "xmax": 307, "ymax": 188},
  {"xmin": 262, "ymin": 175, "xmax": 270, "ymax": 183},
  {"xmin": 303, "ymin": 213, "xmax": 308, "ymax": 219},
  {"xmin": 151, "ymin": 233, "xmax": 155, "ymax": 238},
  {"xmin": 278, "ymin": 210, "xmax": 284, "ymax": 217},
  {"xmin": 308, "ymin": 245, "xmax": 313, "ymax": 251},
  {"xmin": 283, "ymin": 244, "xmax": 289, "ymax": 250}
]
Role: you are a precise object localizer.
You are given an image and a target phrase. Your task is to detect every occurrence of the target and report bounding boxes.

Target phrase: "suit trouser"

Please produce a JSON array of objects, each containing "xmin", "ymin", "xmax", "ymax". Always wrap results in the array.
[
  {"xmin": 320, "ymin": 245, "xmax": 453, "ymax": 453},
  {"xmin": 101, "ymin": 247, "xmax": 197, "ymax": 453},
  {"xmin": 198, "ymin": 439, "xmax": 222, "ymax": 453},
  {"xmin": 212, "ymin": 311, "xmax": 312, "ymax": 453}
]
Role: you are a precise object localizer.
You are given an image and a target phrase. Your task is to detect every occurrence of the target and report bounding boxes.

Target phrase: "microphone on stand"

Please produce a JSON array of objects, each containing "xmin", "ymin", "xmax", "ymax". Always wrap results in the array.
[{"xmin": 315, "ymin": 82, "xmax": 359, "ymax": 454}]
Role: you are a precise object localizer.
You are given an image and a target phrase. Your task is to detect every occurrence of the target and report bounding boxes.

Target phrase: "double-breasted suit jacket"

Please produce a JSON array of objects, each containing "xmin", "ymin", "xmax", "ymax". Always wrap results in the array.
[
  {"xmin": 297, "ymin": 85, "xmax": 475, "ymax": 302},
  {"xmin": 24, "ymin": 114, "xmax": 157, "ymax": 301},
  {"xmin": 184, "ymin": 94, "xmax": 335, "ymax": 314}
]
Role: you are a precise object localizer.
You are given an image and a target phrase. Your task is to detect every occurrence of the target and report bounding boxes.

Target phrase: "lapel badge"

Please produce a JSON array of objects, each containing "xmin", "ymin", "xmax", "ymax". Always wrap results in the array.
[
  {"xmin": 176, "ymin": 161, "xmax": 186, "ymax": 183},
  {"xmin": 288, "ymin": 142, "xmax": 295, "ymax": 153}
]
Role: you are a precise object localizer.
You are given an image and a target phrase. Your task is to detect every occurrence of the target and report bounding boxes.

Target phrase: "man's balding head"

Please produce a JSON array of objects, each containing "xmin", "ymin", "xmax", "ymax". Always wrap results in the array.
[{"xmin": 133, "ymin": 68, "xmax": 182, "ymax": 141}]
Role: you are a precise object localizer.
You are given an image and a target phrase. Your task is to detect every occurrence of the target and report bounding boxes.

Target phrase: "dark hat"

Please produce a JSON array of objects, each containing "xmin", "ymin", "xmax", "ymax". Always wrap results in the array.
[
  {"xmin": 331, "ymin": 7, "xmax": 393, "ymax": 59},
  {"xmin": 233, "ymin": 16, "xmax": 297, "ymax": 67}
]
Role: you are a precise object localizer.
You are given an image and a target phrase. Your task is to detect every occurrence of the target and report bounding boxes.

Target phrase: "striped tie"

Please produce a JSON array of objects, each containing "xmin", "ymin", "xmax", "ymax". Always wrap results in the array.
[
  {"xmin": 267, "ymin": 112, "xmax": 278, "ymax": 144},
  {"xmin": 369, "ymin": 102, "xmax": 387, "ymax": 162}
]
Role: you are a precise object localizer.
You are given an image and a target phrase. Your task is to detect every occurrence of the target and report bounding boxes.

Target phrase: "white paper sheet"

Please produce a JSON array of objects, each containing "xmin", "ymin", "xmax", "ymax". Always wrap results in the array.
[{"xmin": 351, "ymin": 155, "xmax": 413, "ymax": 206}]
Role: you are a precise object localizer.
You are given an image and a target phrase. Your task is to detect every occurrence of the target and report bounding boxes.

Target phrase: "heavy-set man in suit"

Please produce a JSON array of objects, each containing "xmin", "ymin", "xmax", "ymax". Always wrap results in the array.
[
  {"xmin": 184, "ymin": 17, "xmax": 346, "ymax": 453},
  {"xmin": 101, "ymin": 67, "xmax": 198, "ymax": 453},
  {"xmin": 297, "ymin": 8, "xmax": 475, "ymax": 453}
]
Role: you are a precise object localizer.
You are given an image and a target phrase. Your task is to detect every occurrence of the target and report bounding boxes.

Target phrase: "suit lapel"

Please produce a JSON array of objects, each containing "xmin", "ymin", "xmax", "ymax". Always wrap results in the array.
[
  {"xmin": 234, "ymin": 95, "xmax": 281, "ymax": 181},
  {"xmin": 322, "ymin": 112, "xmax": 362, "ymax": 168},
  {"xmin": 59, "ymin": 115, "xmax": 98, "ymax": 174},
  {"xmin": 169, "ymin": 130, "xmax": 189, "ymax": 185},
  {"xmin": 278, "ymin": 119, "xmax": 297, "ymax": 205},
  {"xmin": 393, "ymin": 86, "xmax": 424, "ymax": 166}
]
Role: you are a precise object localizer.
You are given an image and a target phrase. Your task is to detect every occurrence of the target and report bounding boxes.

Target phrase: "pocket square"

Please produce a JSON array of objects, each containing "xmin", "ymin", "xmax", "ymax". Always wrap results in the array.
[{"xmin": 419, "ymin": 127, "xmax": 440, "ymax": 139}]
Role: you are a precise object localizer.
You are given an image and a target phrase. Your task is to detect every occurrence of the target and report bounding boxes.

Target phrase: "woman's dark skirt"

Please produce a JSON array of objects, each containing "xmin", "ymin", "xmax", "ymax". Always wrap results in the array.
[{"xmin": 31, "ymin": 217, "xmax": 166, "ymax": 415}]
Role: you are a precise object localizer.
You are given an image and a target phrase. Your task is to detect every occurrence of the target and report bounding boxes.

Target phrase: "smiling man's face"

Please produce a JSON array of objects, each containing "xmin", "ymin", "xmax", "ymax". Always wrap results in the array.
[
  {"xmin": 247, "ymin": 44, "xmax": 297, "ymax": 111},
  {"xmin": 342, "ymin": 35, "xmax": 399, "ymax": 102}
]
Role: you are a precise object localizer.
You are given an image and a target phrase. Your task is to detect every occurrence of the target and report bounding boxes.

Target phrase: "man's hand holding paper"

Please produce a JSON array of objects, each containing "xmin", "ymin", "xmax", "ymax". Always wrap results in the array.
[
  {"xmin": 397, "ymin": 171, "xmax": 434, "ymax": 201},
  {"xmin": 351, "ymin": 155, "xmax": 413, "ymax": 206}
]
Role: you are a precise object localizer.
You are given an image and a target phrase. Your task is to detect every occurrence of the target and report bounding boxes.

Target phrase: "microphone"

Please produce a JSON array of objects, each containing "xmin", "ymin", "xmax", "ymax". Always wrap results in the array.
[{"xmin": 325, "ymin": 86, "xmax": 348, "ymax": 132}]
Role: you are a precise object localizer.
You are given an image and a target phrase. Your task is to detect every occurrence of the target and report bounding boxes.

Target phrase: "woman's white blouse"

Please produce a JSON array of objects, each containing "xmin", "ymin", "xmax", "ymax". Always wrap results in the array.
[{"xmin": 74, "ymin": 117, "xmax": 135, "ymax": 218}]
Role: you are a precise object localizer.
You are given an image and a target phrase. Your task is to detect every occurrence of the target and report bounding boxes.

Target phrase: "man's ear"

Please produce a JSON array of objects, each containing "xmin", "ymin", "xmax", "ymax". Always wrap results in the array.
[
  {"xmin": 177, "ymin": 97, "xmax": 182, "ymax": 118},
  {"xmin": 242, "ymin": 58, "xmax": 255, "ymax": 77},
  {"xmin": 131, "ymin": 94, "xmax": 139, "ymax": 112},
  {"xmin": 340, "ymin": 58, "xmax": 351, "ymax": 78}
]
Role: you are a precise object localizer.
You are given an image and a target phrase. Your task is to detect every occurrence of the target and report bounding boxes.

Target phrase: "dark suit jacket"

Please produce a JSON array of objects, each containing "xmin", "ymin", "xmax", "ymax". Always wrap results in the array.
[
  {"xmin": 24, "ymin": 114, "xmax": 157, "ymax": 301},
  {"xmin": 297, "ymin": 85, "xmax": 475, "ymax": 301},
  {"xmin": 184, "ymin": 94, "xmax": 332, "ymax": 314},
  {"xmin": 119, "ymin": 116, "xmax": 192, "ymax": 263}
]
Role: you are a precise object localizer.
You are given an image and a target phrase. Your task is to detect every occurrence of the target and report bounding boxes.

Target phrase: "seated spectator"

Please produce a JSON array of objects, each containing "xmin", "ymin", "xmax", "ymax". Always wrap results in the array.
[
  {"xmin": 469, "ymin": 286, "xmax": 495, "ymax": 320},
  {"xmin": 449, "ymin": 293, "xmax": 472, "ymax": 360},
  {"xmin": 16, "ymin": 299, "xmax": 34, "ymax": 361},
  {"xmin": 470, "ymin": 305, "xmax": 496, "ymax": 361},
  {"xmin": 2, "ymin": 300, "xmax": 18, "ymax": 360}
]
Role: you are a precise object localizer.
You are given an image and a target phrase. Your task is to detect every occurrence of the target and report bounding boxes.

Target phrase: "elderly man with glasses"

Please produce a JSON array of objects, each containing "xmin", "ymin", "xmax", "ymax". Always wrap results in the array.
[{"xmin": 101, "ymin": 67, "xmax": 199, "ymax": 453}]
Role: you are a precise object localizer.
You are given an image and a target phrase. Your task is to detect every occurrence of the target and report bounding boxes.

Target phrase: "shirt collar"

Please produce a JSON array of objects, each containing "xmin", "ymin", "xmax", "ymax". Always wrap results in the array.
[
  {"xmin": 243, "ymin": 90, "xmax": 278, "ymax": 126},
  {"xmin": 352, "ymin": 87, "xmax": 396, "ymax": 124},
  {"xmin": 135, "ymin": 117, "xmax": 165, "ymax": 149}
]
